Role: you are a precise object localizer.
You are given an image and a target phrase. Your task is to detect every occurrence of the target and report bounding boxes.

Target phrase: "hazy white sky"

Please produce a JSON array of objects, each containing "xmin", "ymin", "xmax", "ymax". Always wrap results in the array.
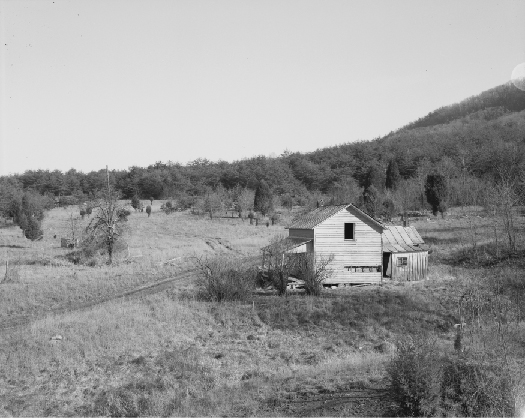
[{"xmin": 1, "ymin": 0, "xmax": 524, "ymax": 175}]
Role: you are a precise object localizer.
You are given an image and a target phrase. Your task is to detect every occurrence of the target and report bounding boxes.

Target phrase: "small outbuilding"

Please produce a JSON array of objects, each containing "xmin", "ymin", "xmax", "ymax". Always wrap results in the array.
[
  {"xmin": 261, "ymin": 204, "xmax": 429, "ymax": 286},
  {"xmin": 382, "ymin": 225, "xmax": 428, "ymax": 281}
]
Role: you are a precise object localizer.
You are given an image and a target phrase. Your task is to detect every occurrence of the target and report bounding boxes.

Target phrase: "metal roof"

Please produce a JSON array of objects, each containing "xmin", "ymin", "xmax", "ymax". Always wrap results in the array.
[
  {"xmin": 383, "ymin": 225, "xmax": 428, "ymax": 253},
  {"xmin": 286, "ymin": 204, "xmax": 383, "ymax": 230}
]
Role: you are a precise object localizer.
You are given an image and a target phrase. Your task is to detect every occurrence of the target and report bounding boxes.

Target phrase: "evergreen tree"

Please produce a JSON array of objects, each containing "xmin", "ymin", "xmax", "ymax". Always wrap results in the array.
[
  {"xmin": 386, "ymin": 160, "xmax": 401, "ymax": 190},
  {"xmin": 364, "ymin": 163, "xmax": 385, "ymax": 192},
  {"xmin": 130, "ymin": 195, "xmax": 141, "ymax": 211},
  {"xmin": 363, "ymin": 185, "xmax": 381, "ymax": 217},
  {"xmin": 253, "ymin": 180, "xmax": 273, "ymax": 216},
  {"xmin": 24, "ymin": 216, "xmax": 43, "ymax": 240},
  {"xmin": 425, "ymin": 174, "xmax": 448, "ymax": 216}
]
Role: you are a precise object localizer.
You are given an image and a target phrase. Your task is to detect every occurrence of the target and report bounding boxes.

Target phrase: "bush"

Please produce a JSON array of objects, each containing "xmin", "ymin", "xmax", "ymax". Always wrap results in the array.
[
  {"xmin": 441, "ymin": 356, "xmax": 514, "ymax": 417},
  {"xmin": 295, "ymin": 254, "xmax": 333, "ymax": 296},
  {"xmin": 387, "ymin": 336, "xmax": 443, "ymax": 417},
  {"xmin": 59, "ymin": 195, "xmax": 79, "ymax": 207},
  {"xmin": 387, "ymin": 336, "xmax": 515, "ymax": 417},
  {"xmin": 177, "ymin": 194, "xmax": 194, "ymax": 210},
  {"xmin": 161, "ymin": 201, "xmax": 176, "ymax": 214},
  {"xmin": 117, "ymin": 208, "xmax": 131, "ymax": 221},
  {"xmin": 68, "ymin": 237, "xmax": 128, "ymax": 266},
  {"xmin": 194, "ymin": 256, "xmax": 256, "ymax": 302},
  {"xmin": 130, "ymin": 195, "xmax": 142, "ymax": 211}
]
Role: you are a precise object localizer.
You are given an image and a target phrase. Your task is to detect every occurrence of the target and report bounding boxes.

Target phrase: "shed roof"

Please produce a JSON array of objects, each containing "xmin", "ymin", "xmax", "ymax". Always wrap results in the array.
[
  {"xmin": 286, "ymin": 204, "xmax": 383, "ymax": 230},
  {"xmin": 383, "ymin": 225, "xmax": 428, "ymax": 253},
  {"xmin": 261, "ymin": 237, "xmax": 312, "ymax": 252}
]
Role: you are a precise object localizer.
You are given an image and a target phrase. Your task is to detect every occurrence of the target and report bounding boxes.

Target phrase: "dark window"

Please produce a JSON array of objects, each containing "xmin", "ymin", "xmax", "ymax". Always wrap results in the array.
[
  {"xmin": 397, "ymin": 257, "xmax": 408, "ymax": 267},
  {"xmin": 344, "ymin": 223, "xmax": 354, "ymax": 240}
]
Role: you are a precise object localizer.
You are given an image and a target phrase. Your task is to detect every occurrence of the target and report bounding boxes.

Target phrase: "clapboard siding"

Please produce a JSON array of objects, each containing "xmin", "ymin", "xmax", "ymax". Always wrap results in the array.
[
  {"xmin": 314, "ymin": 207, "xmax": 382, "ymax": 284},
  {"xmin": 390, "ymin": 252, "xmax": 428, "ymax": 281},
  {"xmin": 288, "ymin": 229, "xmax": 315, "ymax": 239}
]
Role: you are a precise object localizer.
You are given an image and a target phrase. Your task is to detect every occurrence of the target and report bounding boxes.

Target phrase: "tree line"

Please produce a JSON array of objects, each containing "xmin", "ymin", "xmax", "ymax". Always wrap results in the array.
[{"xmin": 1, "ymin": 82, "xmax": 525, "ymax": 224}]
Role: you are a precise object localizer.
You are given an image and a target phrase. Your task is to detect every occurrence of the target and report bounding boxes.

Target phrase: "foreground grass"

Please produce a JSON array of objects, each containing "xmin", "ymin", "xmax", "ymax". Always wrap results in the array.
[{"xmin": 0, "ymin": 291, "xmax": 389, "ymax": 416}]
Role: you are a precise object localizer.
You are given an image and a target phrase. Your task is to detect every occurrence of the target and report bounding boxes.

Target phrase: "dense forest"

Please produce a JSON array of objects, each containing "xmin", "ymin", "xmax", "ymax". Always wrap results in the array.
[{"xmin": 2, "ymin": 81, "xmax": 525, "ymax": 221}]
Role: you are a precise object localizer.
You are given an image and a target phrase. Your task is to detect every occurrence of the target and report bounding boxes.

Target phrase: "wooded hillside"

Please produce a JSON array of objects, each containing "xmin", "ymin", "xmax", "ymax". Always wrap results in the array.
[{"xmin": 2, "ymin": 82, "xmax": 525, "ymax": 215}]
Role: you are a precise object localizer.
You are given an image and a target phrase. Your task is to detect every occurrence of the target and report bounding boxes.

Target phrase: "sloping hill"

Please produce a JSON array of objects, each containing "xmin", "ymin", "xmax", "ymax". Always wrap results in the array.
[{"xmin": 398, "ymin": 82, "xmax": 525, "ymax": 131}]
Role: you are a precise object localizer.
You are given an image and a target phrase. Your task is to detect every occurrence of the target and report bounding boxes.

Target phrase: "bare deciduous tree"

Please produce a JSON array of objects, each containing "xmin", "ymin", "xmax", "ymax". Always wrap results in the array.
[
  {"xmin": 294, "ymin": 253, "xmax": 334, "ymax": 296},
  {"xmin": 83, "ymin": 168, "xmax": 129, "ymax": 264},
  {"xmin": 484, "ymin": 174, "xmax": 521, "ymax": 254},
  {"xmin": 262, "ymin": 235, "xmax": 333, "ymax": 296},
  {"xmin": 233, "ymin": 186, "xmax": 254, "ymax": 219}
]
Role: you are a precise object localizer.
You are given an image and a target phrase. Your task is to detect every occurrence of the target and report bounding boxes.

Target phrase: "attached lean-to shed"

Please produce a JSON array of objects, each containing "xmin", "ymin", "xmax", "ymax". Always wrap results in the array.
[{"xmin": 382, "ymin": 225, "xmax": 429, "ymax": 281}]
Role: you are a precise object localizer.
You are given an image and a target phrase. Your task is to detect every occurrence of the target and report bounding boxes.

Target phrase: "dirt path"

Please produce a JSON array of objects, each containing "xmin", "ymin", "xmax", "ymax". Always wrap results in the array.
[
  {"xmin": 0, "ymin": 254, "xmax": 261, "ymax": 332},
  {"xmin": 276, "ymin": 387, "xmax": 392, "ymax": 417},
  {"xmin": 0, "ymin": 269, "xmax": 197, "ymax": 332}
]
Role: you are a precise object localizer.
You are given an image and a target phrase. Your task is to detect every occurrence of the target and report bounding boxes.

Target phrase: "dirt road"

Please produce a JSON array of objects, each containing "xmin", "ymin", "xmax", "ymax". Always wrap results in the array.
[{"xmin": 0, "ymin": 269, "xmax": 197, "ymax": 332}]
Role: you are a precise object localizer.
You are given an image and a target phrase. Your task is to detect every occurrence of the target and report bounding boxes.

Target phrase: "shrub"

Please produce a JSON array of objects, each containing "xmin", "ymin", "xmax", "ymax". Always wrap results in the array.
[
  {"xmin": 59, "ymin": 195, "xmax": 78, "ymax": 207},
  {"xmin": 117, "ymin": 208, "xmax": 131, "ymax": 221},
  {"xmin": 161, "ymin": 201, "xmax": 176, "ymax": 214},
  {"xmin": 130, "ymin": 195, "xmax": 142, "ymax": 211},
  {"xmin": 194, "ymin": 256, "xmax": 256, "ymax": 302},
  {"xmin": 295, "ymin": 254, "xmax": 333, "ymax": 296},
  {"xmin": 387, "ymin": 337, "xmax": 516, "ymax": 417},
  {"xmin": 177, "ymin": 194, "xmax": 194, "ymax": 210},
  {"xmin": 441, "ymin": 356, "xmax": 514, "ymax": 417},
  {"xmin": 387, "ymin": 336, "xmax": 443, "ymax": 417}
]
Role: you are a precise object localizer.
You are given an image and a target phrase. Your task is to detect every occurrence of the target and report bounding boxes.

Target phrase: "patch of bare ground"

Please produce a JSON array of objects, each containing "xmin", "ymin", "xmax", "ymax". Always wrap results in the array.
[{"xmin": 274, "ymin": 386, "xmax": 391, "ymax": 417}]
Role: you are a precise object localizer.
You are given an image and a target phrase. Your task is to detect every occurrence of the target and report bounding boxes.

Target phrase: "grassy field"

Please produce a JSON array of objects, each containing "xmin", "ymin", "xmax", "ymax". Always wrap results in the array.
[
  {"xmin": 1, "ymin": 204, "xmax": 525, "ymax": 416},
  {"xmin": 0, "ymin": 202, "xmax": 286, "ymax": 321}
]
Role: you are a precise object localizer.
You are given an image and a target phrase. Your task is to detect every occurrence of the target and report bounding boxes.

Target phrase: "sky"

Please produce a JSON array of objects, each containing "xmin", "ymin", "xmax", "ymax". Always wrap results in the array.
[{"xmin": 1, "ymin": 0, "xmax": 524, "ymax": 176}]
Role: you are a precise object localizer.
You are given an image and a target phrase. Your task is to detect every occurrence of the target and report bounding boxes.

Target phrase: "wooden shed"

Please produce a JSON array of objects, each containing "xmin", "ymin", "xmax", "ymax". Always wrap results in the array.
[
  {"xmin": 382, "ymin": 226, "xmax": 429, "ymax": 281},
  {"xmin": 261, "ymin": 204, "xmax": 429, "ymax": 286}
]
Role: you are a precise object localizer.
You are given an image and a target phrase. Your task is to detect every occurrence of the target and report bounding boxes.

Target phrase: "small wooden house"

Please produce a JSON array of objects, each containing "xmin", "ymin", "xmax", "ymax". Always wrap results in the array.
[{"xmin": 261, "ymin": 204, "xmax": 428, "ymax": 286}]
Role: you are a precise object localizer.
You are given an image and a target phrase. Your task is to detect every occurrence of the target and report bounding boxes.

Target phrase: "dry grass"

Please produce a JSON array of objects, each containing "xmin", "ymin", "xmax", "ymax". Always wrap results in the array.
[
  {"xmin": 0, "ymin": 292, "xmax": 389, "ymax": 416},
  {"xmin": 1, "ymin": 205, "xmax": 525, "ymax": 416},
  {"xmin": 0, "ymin": 204, "xmax": 281, "ymax": 321}
]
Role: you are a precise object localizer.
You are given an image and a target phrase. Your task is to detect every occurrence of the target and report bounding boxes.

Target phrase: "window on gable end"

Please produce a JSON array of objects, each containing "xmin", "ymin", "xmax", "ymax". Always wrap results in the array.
[{"xmin": 344, "ymin": 223, "xmax": 355, "ymax": 240}]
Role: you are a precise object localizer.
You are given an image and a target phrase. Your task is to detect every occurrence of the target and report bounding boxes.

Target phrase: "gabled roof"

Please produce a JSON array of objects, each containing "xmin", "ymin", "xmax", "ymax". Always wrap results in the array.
[
  {"xmin": 383, "ymin": 225, "xmax": 428, "ymax": 253},
  {"xmin": 286, "ymin": 204, "xmax": 383, "ymax": 230}
]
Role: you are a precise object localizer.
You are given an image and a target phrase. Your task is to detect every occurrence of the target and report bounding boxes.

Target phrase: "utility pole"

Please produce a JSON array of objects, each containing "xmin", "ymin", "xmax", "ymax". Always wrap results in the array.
[{"xmin": 106, "ymin": 165, "xmax": 110, "ymax": 194}]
